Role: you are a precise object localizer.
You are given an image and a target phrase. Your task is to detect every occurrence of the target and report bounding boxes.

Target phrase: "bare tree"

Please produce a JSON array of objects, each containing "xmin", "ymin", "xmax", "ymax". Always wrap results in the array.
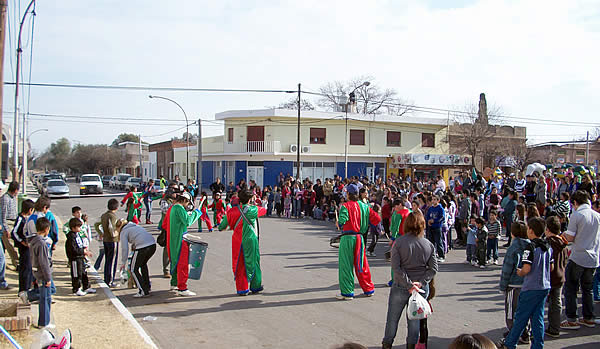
[
  {"xmin": 275, "ymin": 97, "xmax": 315, "ymax": 111},
  {"xmin": 450, "ymin": 93, "xmax": 505, "ymax": 170},
  {"xmin": 317, "ymin": 75, "xmax": 410, "ymax": 115}
]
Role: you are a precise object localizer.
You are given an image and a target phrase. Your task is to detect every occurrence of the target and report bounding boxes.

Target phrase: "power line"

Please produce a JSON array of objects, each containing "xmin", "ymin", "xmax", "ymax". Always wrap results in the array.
[{"xmin": 3, "ymin": 81, "xmax": 297, "ymax": 94}]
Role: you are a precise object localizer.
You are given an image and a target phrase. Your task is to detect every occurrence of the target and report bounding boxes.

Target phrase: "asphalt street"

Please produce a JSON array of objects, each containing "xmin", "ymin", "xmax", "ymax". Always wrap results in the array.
[{"xmin": 46, "ymin": 190, "xmax": 600, "ymax": 349}]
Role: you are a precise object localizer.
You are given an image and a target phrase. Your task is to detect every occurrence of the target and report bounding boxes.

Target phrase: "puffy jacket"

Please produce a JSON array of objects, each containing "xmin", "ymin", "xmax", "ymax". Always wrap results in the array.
[{"xmin": 499, "ymin": 237, "xmax": 530, "ymax": 291}]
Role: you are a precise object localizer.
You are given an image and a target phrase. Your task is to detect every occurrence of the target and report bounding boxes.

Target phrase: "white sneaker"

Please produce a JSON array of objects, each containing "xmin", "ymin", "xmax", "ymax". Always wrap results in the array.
[
  {"xmin": 493, "ymin": 259, "xmax": 499, "ymax": 265},
  {"xmin": 479, "ymin": 265, "xmax": 485, "ymax": 269},
  {"xmin": 335, "ymin": 294, "xmax": 354, "ymax": 300},
  {"xmin": 84, "ymin": 288, "xmax": 97, "ymax": 294},
  {"xmin": 133, "ymin": 291, "xmax": 146, "ymax": 298},
  {"xmin": 170, "ymin": 285, "xmax": 178, "ymax": 292},
  {"xmin": 18, "ymin": 291, "xmax": 29, "ymax": 305},
  {"xmin": 471, "ymin": 261, "xmax": 477, "ymax": 266},
  {"xmin": 44, "ymin": 323, "xmax": 56, "ymax": 330},
  {"xmin": 177, "ymin": 289, "xmax": 196, "ymax": 297},
  {"xmin": 438, "ymin": 258, "xmax": 445, "ymax": 263},
  {"xmin": 74, "ymin": 289, "xmax": 87, "ymax": 296},
  {"xmin": 464, "ymin": 259, "xmax": 470, "ymax": 264}
]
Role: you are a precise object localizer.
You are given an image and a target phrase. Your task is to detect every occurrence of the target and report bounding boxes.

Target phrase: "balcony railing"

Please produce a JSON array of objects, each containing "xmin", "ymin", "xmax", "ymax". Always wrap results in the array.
[{"xmin": 224, "ymin": 141, "xmax": 281, "ymax": 153}]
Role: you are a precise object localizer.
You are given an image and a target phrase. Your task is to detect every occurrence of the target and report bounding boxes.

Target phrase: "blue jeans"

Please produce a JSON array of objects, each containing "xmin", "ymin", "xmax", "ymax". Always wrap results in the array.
[
  {"xmin": 504, "ymin": 289, "xmax": 549, "ymax": 349},
  {"xmin": 382, "ymin": 283, "xmax": 430, "ymax": 346},
  {"xmin": 428, "ymin": 227, "xmax": 444, "ymax": 259},
  {"xmin": 466, "ymin": 244, "xmax": 475, "ymax": 262},
  {"xmin": 593, "ymin": 266, "xmax": 600, "ymax": 301},
  {"xmin": 486, "ymin": 238, "xmax": 498, "ymax": 260},
  {"xmin": 293, "ymin": 199, "xmax": 302, "ymax": 217},
  {"xmin": 38, "ymin": 284, "xmax": 52, "ymax": 327},
  {"xmin": 144, "ymin": 199, "xmax": 152, "ymax": 221},
  {"xmin": 0, "ymin": 238, "xmax": 7, "ymax": 288},
  {"xmin": 564, "ymin": 261, "xmax": 596, "ymax": 321}
]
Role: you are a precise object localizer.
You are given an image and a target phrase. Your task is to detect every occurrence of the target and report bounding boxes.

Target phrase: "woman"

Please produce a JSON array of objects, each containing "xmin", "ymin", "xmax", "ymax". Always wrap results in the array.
[
  {"xmin": 116, "ymin": 219, "xmax": 156, "ymax": 297},
  {"xmin": 382, "ymin": 211, "xmax": 438, "ymax": 349}
]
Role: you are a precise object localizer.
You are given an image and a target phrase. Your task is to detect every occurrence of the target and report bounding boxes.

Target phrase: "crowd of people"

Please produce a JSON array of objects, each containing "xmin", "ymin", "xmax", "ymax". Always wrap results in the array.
[{"xmin": 0, "ymin": 166, "xmax": 599, "ymax": 348}]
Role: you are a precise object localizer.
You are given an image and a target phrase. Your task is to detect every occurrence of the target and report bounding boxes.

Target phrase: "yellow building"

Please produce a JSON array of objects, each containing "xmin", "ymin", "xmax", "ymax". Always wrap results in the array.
[{"xmin": 169, "ymin": 108, "xmax": 455, "ymax": 187}]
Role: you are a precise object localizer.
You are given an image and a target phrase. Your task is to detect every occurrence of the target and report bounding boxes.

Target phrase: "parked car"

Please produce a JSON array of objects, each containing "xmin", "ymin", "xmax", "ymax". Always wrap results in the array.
[
  {"xmin": 40, "ymin": 174, "xmax": 63, "ymax": 193},
  {"xmin": 116, "ymin": 173, "xmax": 132, "ymax": 190},
  {"xmin": 101, "ymin": 175, "xmax": 112, "ymax": 187},
  {"xmin": 124, "ymin": 177, "xmax": 141, "ymax": 190},
  {"xmin": 79, "ymin": 174, "xmax": 103, "ymax": 195},
  {"xmin": 109, "ymin": 176, "xmax": 118, "ymax": 189},
  {"xmin": 45, "ymin": 179, "xmax": 70, "ymax": 198}
]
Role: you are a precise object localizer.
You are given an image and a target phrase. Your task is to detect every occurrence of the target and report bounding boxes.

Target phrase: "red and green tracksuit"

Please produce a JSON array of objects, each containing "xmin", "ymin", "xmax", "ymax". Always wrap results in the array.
[
  {"xmin": 164, "ymin": 204, "xmax": 203, "ymax": 291},
  {"xmin": 198, "ymin": 197, "xmax": 213, "ymax": 232},
  {"xmin": 218, "ymin": 204, "xmax": 266, "ymax": 295},
  {"xmin": 209, "ymin": 198, "xmax": 226, "ymax": 225},
  {"xmin": 388, "ymin": 208, "xmax": 411, "ymax": 286},
  {"xmin": 337, "ymin": 200, "xmax": 381, "ymax": 297}
]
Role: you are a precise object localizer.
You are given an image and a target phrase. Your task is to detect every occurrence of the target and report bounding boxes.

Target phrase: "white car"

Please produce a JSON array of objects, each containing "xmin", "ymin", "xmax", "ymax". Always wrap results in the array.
[
  {"xmin": 116, "ymin": 173, "xmax": 132, "ymax": 190},
  {"xmin": 46, "ymin": 179, "xmax": 70, "ymax": 198},
  {"xmin": 125, "ymin": 177, "xmax": 142, "ymax": 190},
  {"xmin": 109, "ymin": 176, "xmax": 118, "ymax": 189},
  {"xmin": 79, "ymin": 174, "xmax": 103, "ymax": 195}
]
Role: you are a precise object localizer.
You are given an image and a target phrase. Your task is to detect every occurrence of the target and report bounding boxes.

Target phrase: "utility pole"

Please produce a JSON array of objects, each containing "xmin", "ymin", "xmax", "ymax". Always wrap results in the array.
[
  {"xmin": 138, "ymin": 134, "xmax": 143, "ymax": 182},
  {"xmin": 586, "ymin": 131, "xmax": 590, "ymax": 166},
  {"xmin": 0, "ymin": 1, "xmax": 7, "ymax": 179},
  {"xmin": 197, "ymin": 118, "xmax": 202, "ymax": 190},
  {"xmin": 296, "ymin": 83, "xmax": 301, "ymax": 180}
]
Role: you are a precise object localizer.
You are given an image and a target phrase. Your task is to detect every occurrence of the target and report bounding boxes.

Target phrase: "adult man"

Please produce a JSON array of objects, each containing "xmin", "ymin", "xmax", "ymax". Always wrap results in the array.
[
  {"xmin": 159, "ymin": 175, "xmax": 167, "ymax": 190},
  {"xmin": 560, "ymin": 191, "xmax": 600, "ymax": 329},
  {"xmin": 210, "ymin": 178, "xmax": 225, "ymax": 196},
  {"xmin": 165, "ymin": 192, "xmax": 203, "ymax": 296},
  {"xmin": 314, "ymin": 179, "xmax": 324, "ymax": 205},
  {"xmin": 218, "ymin": 189, "xmax": 266, "ymax": 295},
  {"xmin": 336, "ymin": 183, "xmax": 381, "ymax": 299},
  {"xmin": 0, "ymin": 181, "xmax": 20, "ymax": 269}
]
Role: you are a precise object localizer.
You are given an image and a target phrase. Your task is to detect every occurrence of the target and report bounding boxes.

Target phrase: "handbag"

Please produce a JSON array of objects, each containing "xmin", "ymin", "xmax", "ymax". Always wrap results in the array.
[{"xmin": 157, "ymin": 228, "xmax": 167, "ymax": 247}]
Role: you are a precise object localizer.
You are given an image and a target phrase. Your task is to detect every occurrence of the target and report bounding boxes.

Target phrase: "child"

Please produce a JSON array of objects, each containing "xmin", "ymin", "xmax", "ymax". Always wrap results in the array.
[
  {"xmin": 29, "ymin": 217, "xmax": 53, "ymax": 328},
  {"xmin": 544, "ymin": 216, "xmax": 568, "ymax": 338},
  {"xmin": 500, "ymin": 217, "xmax": 553, "ymax": 349},
  {"xmin": 366, "ymin": 204, "xmax": 383, "ymax": 257},
  {"xmin": 126, "ymin": 197, "xmax": 142, "ymax": 224},
  {"xmin": 65, "ymin": 218, "xmax": 95, "ymax": 296},
  {"xmin": 197, "ymin": 192, "xmax": 214, "ymax": 232},
  {"xmin": 499, "ymin": 221, "xmax": 531, "ymax": 344},
  {"xmin": 474, "ymin": 217, "xmax": 488, "ymax": 269},
  {"xmin": 208, "ymin": 192, "xmax": 226, "ymax": 226},
  {"xmin": 465, "ymin": 216, "xmax": 478, "ymax": 266},
  {"xmin": 417, "ymin": 278, "xmax": 436, "ymax": 349},
  {"xmin": 390, "ymin": 199, "xmax": 411, "ymax": 240},
  {"xmin": 284, "ymin": 195, "xmax": 292, "ymax": 218},
  {"xmin": 62, "ymin": 207, "xmax": 91, "ymax": 253},
  {"xmin": 261, "ymin": 194, "xmax": 269, "ymax": 209},
  {"xmin": 486, "ymin": 210, "xmax": 501, "ymax": 265},
  {"xmin": 12, "ymin": 199, "xmax": 35, "ymax": 294}
]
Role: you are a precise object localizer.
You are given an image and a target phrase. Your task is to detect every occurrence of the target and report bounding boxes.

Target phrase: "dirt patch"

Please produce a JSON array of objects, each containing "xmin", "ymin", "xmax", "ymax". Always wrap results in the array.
[{"xmin": 0, "ymin": 245, "xmax": 154, "ymax": 348}]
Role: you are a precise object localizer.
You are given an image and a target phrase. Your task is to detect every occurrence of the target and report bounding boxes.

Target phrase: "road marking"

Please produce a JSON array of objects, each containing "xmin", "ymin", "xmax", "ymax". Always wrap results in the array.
[{"xmin": 88, "ymin": 266, "xmax": 159, "ymax": 349}]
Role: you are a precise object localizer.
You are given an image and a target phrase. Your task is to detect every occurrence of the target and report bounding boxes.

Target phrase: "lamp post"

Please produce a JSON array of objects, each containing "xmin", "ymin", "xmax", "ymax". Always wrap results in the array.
[
  {"xmin": 149, "ymin": 95, "xmax": 189, "ymax": 181},
  {"xmin": 342, "ymin": 81, "xmax": 370, "ymax": 179},
  {"xmin": 12, "ymin": 0, "xmax": 36, "ymax": 183}
]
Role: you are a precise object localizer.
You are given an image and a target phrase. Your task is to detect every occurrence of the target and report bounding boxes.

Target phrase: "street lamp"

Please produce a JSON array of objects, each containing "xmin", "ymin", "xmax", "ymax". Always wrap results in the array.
[
  {"xmin": 149, "ymin": 95, "xmax": 189, "ymax": 181},
  {"xmin": 28, "ymin": 128, "xmax": 48, "ymax": 138},
  {"xmin": 13, "ymin": 0, "xmax": 36, "ymax": 187},
  {"xmin": 342, "ymin": 81, "xmax": 370, "ymax": 179}
]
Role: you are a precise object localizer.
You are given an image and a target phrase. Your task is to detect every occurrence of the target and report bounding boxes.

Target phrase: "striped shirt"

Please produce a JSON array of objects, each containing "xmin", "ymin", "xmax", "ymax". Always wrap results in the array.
[
  {"xmin": 486, "ymin": 220, "xmax": 501, "ymax": 238},
  {"xmin": 554, "ymin": 200, "xmax": 571, "ymax": 218},
  {"xmin": 0, "ymin": 193, "xmax": 17, "ymax": 232}
]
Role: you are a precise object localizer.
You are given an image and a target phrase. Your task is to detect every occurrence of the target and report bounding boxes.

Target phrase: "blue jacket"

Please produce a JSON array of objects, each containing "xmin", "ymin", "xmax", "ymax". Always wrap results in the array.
[
  {"xmin": 426, "ymin": 204, "xmax": 444, "ymax": 229},
  {"xmin": 499, "ymin": 237, "xmax": 530, "ymax": 291}
]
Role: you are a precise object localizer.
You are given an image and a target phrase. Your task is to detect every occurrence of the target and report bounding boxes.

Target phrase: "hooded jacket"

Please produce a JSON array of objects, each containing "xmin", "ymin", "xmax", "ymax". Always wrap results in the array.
[
  {"xmin": 546, "ymin": 234, "xmax": 568, "ymax": 287},
  {"xmin": 30, "ymin": 234, "xmax": 52, "ymax": 282},
  {"xmin": 499, "ymin": 237, "xmax": 530, "ymax": 291}
]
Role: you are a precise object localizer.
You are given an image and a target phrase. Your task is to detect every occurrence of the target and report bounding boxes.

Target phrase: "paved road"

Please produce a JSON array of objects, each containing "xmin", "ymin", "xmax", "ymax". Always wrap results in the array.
[{"xmin": 48, "ymin": 195, "xmax": 600, "ymax": 349}]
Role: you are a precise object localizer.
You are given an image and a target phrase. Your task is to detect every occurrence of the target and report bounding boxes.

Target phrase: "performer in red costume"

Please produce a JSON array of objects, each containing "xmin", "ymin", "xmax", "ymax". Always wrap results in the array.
[
  {"xmin": 208, "ymin": 192, "xmax": 226, "ymax": 226},
  {"xmin": 218, "ymin": 190, "xmax": 266, "ymax": 295}
]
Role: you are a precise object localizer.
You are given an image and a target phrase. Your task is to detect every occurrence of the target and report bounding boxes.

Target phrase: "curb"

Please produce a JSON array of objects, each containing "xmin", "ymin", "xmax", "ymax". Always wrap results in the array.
[{"xmin": 87, "ymin": 267, "xmax": 158, "ymax": 349}]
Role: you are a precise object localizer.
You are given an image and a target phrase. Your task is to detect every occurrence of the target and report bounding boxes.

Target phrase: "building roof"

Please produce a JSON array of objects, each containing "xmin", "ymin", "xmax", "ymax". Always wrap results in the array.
[{"xmin": 215, "ymin": 108, "xmax": 449, "ymax": 127}]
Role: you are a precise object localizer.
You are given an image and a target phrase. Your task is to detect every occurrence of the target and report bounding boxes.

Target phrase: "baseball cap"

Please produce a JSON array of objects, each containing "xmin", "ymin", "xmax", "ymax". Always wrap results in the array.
[
  {"xmin": 179, "ymin": 192, "xmax": 193, "ymax": 202},
  {"xmin": 347, "ymin": 183, "xmax": 359, "ymax": 195}
]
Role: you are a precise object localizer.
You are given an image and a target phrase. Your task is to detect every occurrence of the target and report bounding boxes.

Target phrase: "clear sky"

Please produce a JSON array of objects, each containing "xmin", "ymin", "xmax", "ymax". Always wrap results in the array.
[{"xmin": 2, "ymin": 0, "xmax": 600, "ymax": 153}]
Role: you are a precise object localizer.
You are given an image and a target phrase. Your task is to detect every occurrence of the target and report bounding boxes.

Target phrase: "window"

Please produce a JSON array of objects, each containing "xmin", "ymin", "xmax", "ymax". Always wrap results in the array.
[
  {"xmin": 350, "ymin": 129, "xmax": 365, "ymax": 145},
  {"xmin": 310, "ymin": 128, "xmax": 326, "ymax": 144},
  {"xmin": 421, "ymin": 133, "xmax": 435, "ymax": 148},
  {"xmin": 227, "ymin": 128, "xmax": 234, "ymax": 143},
  {"xmin": 386, "ymin": 131, "xmax": 401, "ymax": 147},
  {"xmin": 576, "ymin": 150, "xmax": 585, "ymax": 156}
]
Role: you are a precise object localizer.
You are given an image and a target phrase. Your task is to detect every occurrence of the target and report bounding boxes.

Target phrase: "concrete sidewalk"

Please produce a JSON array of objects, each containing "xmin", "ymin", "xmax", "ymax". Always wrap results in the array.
[{"xmin": 0, "ymin": 242, "xmax": 154, "ymax": 348}]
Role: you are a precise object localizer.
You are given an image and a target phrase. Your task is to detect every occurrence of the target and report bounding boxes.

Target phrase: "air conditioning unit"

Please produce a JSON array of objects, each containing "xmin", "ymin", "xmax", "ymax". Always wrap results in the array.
[
  {"xmin": 289, "ymin": 144, "xmax": 298, "ymax": 153},
  {"xmin": 302, "ymin": 146, "xmax": 311, "ymax": 153}
]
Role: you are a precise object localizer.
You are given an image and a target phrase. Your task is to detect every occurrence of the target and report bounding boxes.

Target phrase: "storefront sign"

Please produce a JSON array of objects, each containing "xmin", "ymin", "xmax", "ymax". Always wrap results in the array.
[{"xmin": 389, "ymin": 153, "xmax": 471, "ymax": 168}]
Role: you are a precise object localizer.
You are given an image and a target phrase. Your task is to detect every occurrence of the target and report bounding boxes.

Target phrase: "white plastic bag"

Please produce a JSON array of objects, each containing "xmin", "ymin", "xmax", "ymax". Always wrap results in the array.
[{"xmin": 407, "ymin": 289, "xmax": 432, "ymax": 320}]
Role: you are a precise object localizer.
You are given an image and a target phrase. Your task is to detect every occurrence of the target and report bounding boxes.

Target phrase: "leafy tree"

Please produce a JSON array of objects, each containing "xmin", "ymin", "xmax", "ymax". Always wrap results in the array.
[
  {"xmin": 44, "ymin": 138, "xmax": 72, "ymax": 171},
  {"xmin": 68, "ymin": 144, "xmax": 128, "ymax": 174},
  {"xmin": 111, "ymin": 133, "xmax": 140, "ymax": 147}
]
